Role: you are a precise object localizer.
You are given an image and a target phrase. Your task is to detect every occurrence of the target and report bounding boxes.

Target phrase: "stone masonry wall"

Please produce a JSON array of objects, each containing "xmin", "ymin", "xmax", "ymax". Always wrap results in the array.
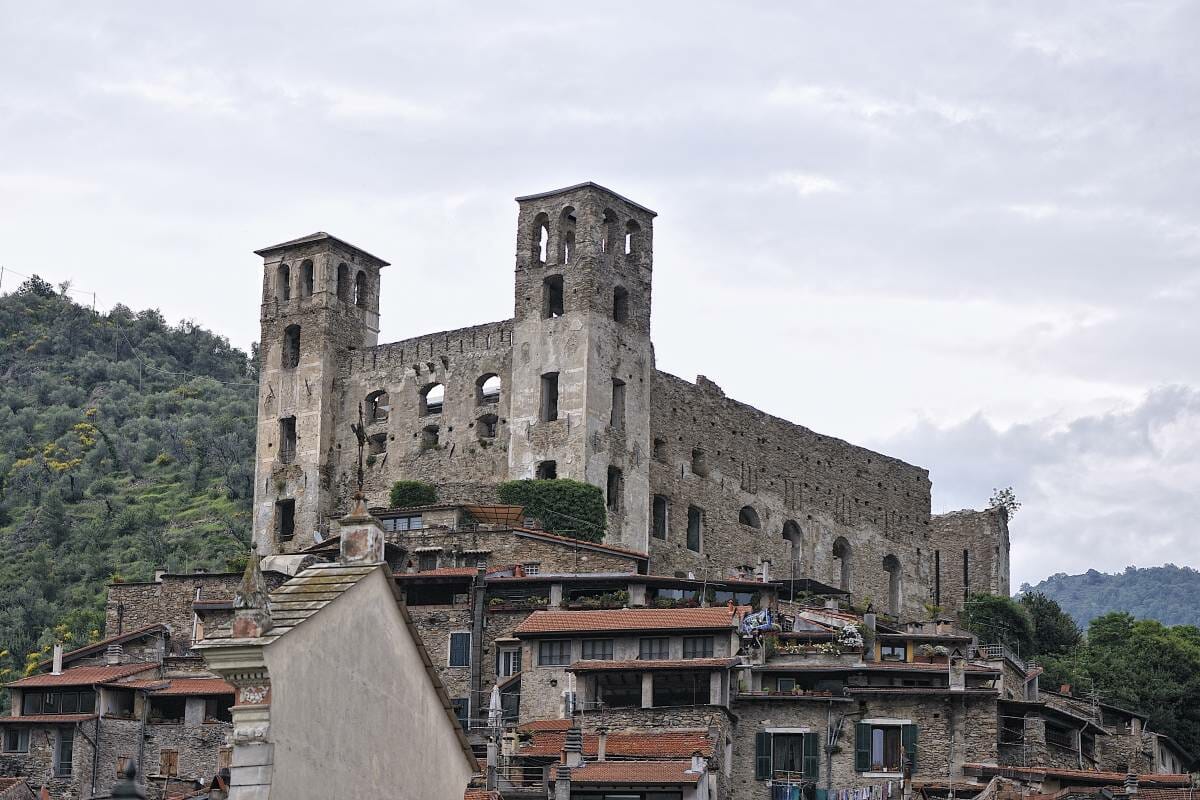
[
  {"xmin": 104, "ymin": 572, "xmax": 287, "ymax": 641},
  {"xmin": 408, "ymin": 604, "xmax": 476, "ymax": 713},
  {"xmin": 649, "ymin": 371, "xmax": 936, "ymax": 619},
  {"xmin": 392, "ymin": 526, "xmax": 641, "ymax": 574},
  {"xmin": 928, "ymin": 508, "xmax": 1011, "ymax": 613}
]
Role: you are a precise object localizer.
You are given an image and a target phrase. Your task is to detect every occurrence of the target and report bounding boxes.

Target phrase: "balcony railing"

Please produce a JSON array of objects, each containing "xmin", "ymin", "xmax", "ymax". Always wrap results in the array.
[{"xmin": 972, "ymin": 643, "xmax": 1027, "ymax": 673}]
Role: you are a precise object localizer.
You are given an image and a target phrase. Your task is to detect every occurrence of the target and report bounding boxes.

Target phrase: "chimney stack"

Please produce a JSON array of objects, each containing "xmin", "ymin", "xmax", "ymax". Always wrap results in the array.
[
  {"xmin": 562, "ymin": 719, "xmax": 584, "ymax": 768},
  {"xmin": 553, "ymin": 763, "xmax": 572, "ymax": 800},
  {"xmin": 596, "ymin": 727, "xmax": 608, "ymax": 762},
  {"xmin": 51, "ymin": 644, "xmax": 63, "ymax": 675},
  {"xmin": 1125, "ymin": 773, "xmax": 1138, "ymax": 796},
  {"xmin": 232, "ymin": 557, "xmax": 273, "ymax": 639},
  {"xmin": 690, "ymin": 750, "xmax": 706, "ymax": 774},
  {"xmin": 105, "ymin": 644, "xmax": 124, "ymax": 666},
  {"xmin": 825, "ymin": 598, "xmax": 839, "ymax": 611},
  {"xmin": 863, "ymin": 613, "xmax": 877, "ymax": 662},
  {"xmin": 338, "ymin": 495, "xmax": 385, "ymax": 565}
]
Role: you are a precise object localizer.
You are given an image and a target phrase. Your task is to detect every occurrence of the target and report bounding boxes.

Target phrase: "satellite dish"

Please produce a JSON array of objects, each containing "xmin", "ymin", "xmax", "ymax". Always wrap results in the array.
[{"xmin": 312, "ymin": 530, "xmax": 325, "ymax": 544}]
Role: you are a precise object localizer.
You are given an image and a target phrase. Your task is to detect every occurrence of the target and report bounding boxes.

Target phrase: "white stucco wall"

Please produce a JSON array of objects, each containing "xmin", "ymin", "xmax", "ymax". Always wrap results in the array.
[{"xmin": 263, "ymin": 568, "xmax": 474, "ymax": 798}]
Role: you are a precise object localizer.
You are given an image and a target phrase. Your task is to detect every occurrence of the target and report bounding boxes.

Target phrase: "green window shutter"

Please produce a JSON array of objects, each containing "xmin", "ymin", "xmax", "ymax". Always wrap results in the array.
[
  {"xmin": 902, "ymin": 724, "xmax": 919, "ymax": 774},
  {"xmin": 803, "ymin": 731, "xmax": 821, "ymax": 780},
  {"xmin": 854, "ymin": 722, "xmax": 871, "ymax": 772},
  {"xmin": 755, "ymin": 731, "xmax": 772, "ymax": 780}
]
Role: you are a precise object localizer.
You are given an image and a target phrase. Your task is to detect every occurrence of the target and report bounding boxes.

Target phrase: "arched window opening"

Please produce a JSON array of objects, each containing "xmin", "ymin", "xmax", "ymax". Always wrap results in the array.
[
  {"xmin": 883, "ymin": 555, "xmax": 902, "ymax": 617},
  {"xmin": 738, "ymin": 506, "xmax": 761, "ymax": 529},
  {"xmin": 532, "ymin": 213, "xmax": 550, "ymax": 265},
  {"xmin": 613, "ymin": 286, "xmax": 629, "ymax": 323},
  {"xmin": 653, "ymin": 438, "xmax": 669, "ymax": 462},
  {"xmin": 281, "ymin": 325, "xmax": 301, "ymax": 369},
  {"xmin": 600, "ymin": 209, "xmax": 618, "ymax": 254},
  {"xmin": 625, "ymin": 219, "xmax": 641, "ymax": 255},
  {"xmin": 691, "ymin": 449, "xmax": 709, "ymax": 477},
  {"xmin": 606, "ymin": 466, "xmax": 623, "ymax": 511},
  {"xmin": 559, "ymin": 206, "xmax": 576, "ymax": 264},
  {"xmin": 543, "ymin": 275, "xmax": 564, "ymax": 318},
  {"xmin": 477, "ymin": 374, "xmax": 501, "ymax": 405},
  {"xmin": 366, "ymin": 390, "xmax": 390, "ymax": 423},
  {"xmin": 336, "ymin": 263, "xmax": 350, "ymax": 302},
  {"xmin": 276, "ymin": 264, "xmax": 291, "ymax": 302},
  {"xmin": 833, "ymin": 537, "xmax": 852, "ymax": 593},
  {"xmin": 477, "ymin": 413, "xmax": 499, "ymax": 440},
  {"xmin": 300, "ymin": 260, "xmax": 315, "ymax": 297},
  {"xmin": 536, "ymin": 460, "xmax": 557, "ymax": 480},
  {"xmin": 420, "ymin": 425, "xmax": 439, "ymax": 450},
  {"xmin": 354, "ymin": 270, "xmax": 368, "ymax": 307},
  {"xmin": 782, "ymin": 520, "xmax": 803, "ymax": 570},
  {"xmin": 420, "ymin": 383, "xmax": 445, "ymax": 416}
]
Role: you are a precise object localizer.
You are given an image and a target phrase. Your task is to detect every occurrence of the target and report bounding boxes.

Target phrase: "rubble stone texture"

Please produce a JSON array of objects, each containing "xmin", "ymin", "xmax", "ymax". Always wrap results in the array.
[{"xmin": 249, "ymin": 183, "xmax": 1008, "ymax": 618}]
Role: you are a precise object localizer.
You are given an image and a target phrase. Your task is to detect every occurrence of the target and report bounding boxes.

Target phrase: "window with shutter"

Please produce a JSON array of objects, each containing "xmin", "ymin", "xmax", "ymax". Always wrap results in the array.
[
  {"xmin": 755, "ymin": 731, "xmax": 772, "ymax": 780},
  {"xmin": 854, "ymin": 722, "xmax": 871, "ymax": 772},
  {"xmin": 902, "ymin": 724, "xmax": 919, "ymax": 774},
  {"xmin": 159, "ymin": 748, "xmax": 178, "ymax": 777},
  {"xmin": 449, "ymin": 632, "xmax": 471, "ymax": 667},
  {"xmin": 803, "ymin": 731, "xmax": 820, "ymax": 780}
]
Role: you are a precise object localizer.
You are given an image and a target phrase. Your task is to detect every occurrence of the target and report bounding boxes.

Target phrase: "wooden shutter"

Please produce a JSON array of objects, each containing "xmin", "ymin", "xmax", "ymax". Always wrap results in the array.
[
  {"xmin": 160, "ymin": 748, "xmax": 178, "ymax": 777},
  {"xmin": 450, "ymin": 632, "xmax": 470, "ymax": 666},
  {"xmin": 803, "ymin": 732, "xmax": 820, "ymax": 780},
  {"xmin": 755, "ymin": 731, "xmax": 772, "ymax": 780},
  {"xmin": 902, "ymin": 724, "xmax": 919, "ymax": 774},
  {"xmin": 854, "ymin": 722, "xmax": 871, "ymax": 772}
]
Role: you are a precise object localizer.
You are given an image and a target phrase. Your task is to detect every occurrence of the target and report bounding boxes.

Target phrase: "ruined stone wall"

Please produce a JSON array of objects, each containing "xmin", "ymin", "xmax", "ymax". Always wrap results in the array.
[
  {"xmin": 928, "ymin": 508, "xmax": 1010, "ymax": 613},
  {"xmin": 333, "ymin": 321, "xmax": 515, "ymax": 515},
  {"xmin": 648, "ymin": 371, "xmax": 935, "ymax": 618},
  {"xmin": 390, "ymin": 526, "xmax": 642, "ymax": 574},
  {"xmin": 728, "ymin": 693, "xmax": 997, "ymax": 798}
]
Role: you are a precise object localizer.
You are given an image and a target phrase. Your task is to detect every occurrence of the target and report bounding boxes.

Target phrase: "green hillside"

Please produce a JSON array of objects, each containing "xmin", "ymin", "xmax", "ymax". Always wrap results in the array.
[
  {"xmin": 0, "ymin": 277, "xmax": 256, "ymax": 683},
  {"xmin": 1024, "ymin": 565, "xmax": 1200, "ymax": 628}
]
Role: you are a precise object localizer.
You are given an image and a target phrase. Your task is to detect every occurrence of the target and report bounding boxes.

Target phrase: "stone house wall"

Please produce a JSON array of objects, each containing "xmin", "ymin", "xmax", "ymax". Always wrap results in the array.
[
  {"xmin": 408, "ymin": 604, "xmax": 476, "ymax": 715},
  {"xmin": 104, "ymin": 572, "xmax": 273, "ymax": 641}
]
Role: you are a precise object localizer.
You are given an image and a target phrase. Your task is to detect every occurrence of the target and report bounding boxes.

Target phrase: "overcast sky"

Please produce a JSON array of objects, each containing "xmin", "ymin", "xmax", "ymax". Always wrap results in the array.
[{"xmin": 2, "ymin": 2, "xmax": 1198, "ymax": 589}]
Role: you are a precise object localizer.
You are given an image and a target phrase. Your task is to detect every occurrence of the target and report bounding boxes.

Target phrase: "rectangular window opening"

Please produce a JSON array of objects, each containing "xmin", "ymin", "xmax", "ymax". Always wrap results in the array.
[
  {"xmin": 639, "ymin": 637, "xmax": 670, "ymax": 660},
  {"xmin": 538, "ymin": 640, "xmax": 571, "ymax": 666},
  {"xmin": 610, "ymin": 379, "xmax": 626, "ymax": 430},
  {"xmin": 276, "ymin": 499, "xmax": 296, "ymax": 542},
  {"xmin": 278, "ymin": 417, "xmax": 296, "ymax": 464},
  {"xmin": 606, "ymin": 466, "xmax": 623, "ymax": 512},
  {"xmin": 449, "ymin": 632, "xmax": 471, "ymax": 667},
  {"xmin": 540, "ymin": 372, "xmax": 559, "ymax": 422},
  {"xmin": 652, "ymin": 495, "xmax": 669, "ymax": 540},
  {"xmin": 686, "ymin": 506, "xmax": 703, "ymax": 552},
  {"xmin": 542, "ymin": 275, "xmax": 564, "ymax": 318},
  {"xmin": 683, "ymin": 636, "xmax": 714, "ymax": 659}
]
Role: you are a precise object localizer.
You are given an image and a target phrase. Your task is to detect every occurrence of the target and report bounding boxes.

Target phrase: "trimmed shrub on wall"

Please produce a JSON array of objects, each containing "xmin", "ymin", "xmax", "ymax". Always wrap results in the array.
[
  {"xmin": 497, "ymin": 479, "xmax": 606, "ymax": 543},
  {"xmin": 389, "ymin": 480, "xmax": 437, "ymax": 509}
]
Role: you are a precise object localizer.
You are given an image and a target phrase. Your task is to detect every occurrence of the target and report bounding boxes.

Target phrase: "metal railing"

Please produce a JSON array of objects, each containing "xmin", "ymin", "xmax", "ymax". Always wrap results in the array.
[{"xmin": 972, "ymin": 643, "xmax": 1027, "ymax": 672}]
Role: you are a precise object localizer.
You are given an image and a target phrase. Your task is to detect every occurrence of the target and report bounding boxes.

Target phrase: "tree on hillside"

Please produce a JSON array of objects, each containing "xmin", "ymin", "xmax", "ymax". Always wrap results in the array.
[
  {"xmin": 960, "ymin": 593, "xmax": 1035, "ymax": 657},
  {"xmin": 1020, "ymin": 591, "xmax": 1082, "ymax": 657}
]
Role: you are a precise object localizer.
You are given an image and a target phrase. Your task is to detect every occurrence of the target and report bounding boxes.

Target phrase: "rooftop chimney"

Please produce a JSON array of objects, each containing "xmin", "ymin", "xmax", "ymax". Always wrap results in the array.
[
  {"xmin": 231, "ymin": 557, "xmax": 273, "ymax": 639},
  {"xmin": 553, "ymin": 763, "xmax": 572, "ymax": 800},
  {"xmin": 338, "ymin": 494, "xmax": 385, "ymax": 565},
  {"xmin": 1125, "ymin": 773, "xmax": 1138, "ymax": 796},
  {"xmin": 51, "ymin": 644, "xmax": 63, "ymax": 675},
  {"xmin": 105, "ymin": 644, "xmax": 124, "ymax": 666},
  {"xmin": 690, "ymin": 750, "xmax": 706, "ymax": 774},
  {"xmin": 825, "ymin": 598, "xmax": 839, "ymax": 611},
  {"xmin": 596, "ymin": 727, "xmax": 608, "ymax": 762},
  {"xmin": 758, "ymin": 559, "xmax": 771, "ymax": 583},
  {"xmin": 863, "ymin": 613, "xmax": 877, "ymax": 662},
  {"xmin": 1060, "ymin": 684, "xmax": 1073, "ymax": 696},
  {"xmin": 153, "ymin": 569, "xmax": 167, "ymax": 583},
  {"xmin": 562, "ymin": 719, "xmax": 584, "ymax": 768}
]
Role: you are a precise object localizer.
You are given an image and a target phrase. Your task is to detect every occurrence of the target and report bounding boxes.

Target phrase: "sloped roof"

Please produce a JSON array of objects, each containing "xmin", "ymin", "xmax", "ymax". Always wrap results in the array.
[
  {"xmin": 568, "ymin": 760, "xmax": 701, "ymax": 785},
  {"xmin": 253, "ymin": 232, "xmax": 390, "ymax": 265},
  {"xmin": 394, "ymin": 567, "xmax": 478, "ymax": 580},
  {"xmin": 514, "ymin": 182, "xmax": 658, "ymax": 217},
  {"xmin": 516, "ymin": 606, "xmax": 743, "ymax": 635},
  {"xmin": 519, "ymin": 728, "xmax": 713, "ymax": 759},
  {"xmin": 110, "ymin": 677, "xmax": 235, "ymax": 696},
  {"xmin": 7, "ymin": 662, "xmax": 156, "ymax": 688},
  {"xmin": 35, "ymin": 624, "xmax": 166, "ymax": 670},
  {"xmin": 963, "ymin": 765, "xmax": 1191, "ymax": 787},
  {"xmin": 0, "ymin": 714, "xmax": 98, "ymax": 725},
  {"xmin": 569, "ymin": 657, "xmax": 739, "ymax": 672}
]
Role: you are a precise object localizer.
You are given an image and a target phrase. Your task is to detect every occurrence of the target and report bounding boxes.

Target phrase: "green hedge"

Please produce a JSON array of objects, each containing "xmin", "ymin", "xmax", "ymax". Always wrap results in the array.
[
  {"xmin": 389, "ymin": 480, "xmax": 437, "ymax": 508},
  {"xmin": 496, "ymin": 479, "xmax": 606, "ymax": 542}
]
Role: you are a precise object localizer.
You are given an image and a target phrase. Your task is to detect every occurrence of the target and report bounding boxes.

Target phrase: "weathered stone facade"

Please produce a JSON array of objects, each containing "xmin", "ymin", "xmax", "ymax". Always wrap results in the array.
[{"xmin": 250, "ymin": 183, "xmax": 1007, "ymax": 620}]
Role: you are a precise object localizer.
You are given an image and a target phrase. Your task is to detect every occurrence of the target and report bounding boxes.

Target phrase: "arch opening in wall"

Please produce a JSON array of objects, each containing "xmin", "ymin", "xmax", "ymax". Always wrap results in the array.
[
  {"xmin": 477, "ymin": 374, "xmax": 502, "ymax": 405},
  {"xmin": 536, "ymin": 460, "xmax": 557, "ymax": 480},
  {"xmin": 532, "ymin": 212, "xmax": 550, "ymax": 265},
  {"xmin": 832, "ymin": 536, "xmax": 853, "ymax": 593},
  {"xmin": 420, "ymin": 383, "xmax": 445, "ymax": 416},
  {"xmin": 368, "ymin": 433, "xmax": 387, "ymax": 456},
  {"xmin": 559, "ymin": 206, "xmax": 576, "ymax": 264},
  {"xmin": 366, "ymin": 390, "xmax": 390, "ymax": 423},
  {"xmin": 542, "ymin": 275, "xmax": 564, "ymax": 318},
  {"xmin": 354, "ymin": 270, "xmax": 368, "ymax": 307},
  {"xmin": 336, "ymin": 263, "xmax": 350, "ymax": 301},
  {"xmin": 276, "ymin": 264, "xmax": 291, "ymax": 302},
  {"xmin": 782, "ymin": 520, "xmax": 803, "ymax": 571},
  {"xmin": 281, "ymin": 325, "xmax": 301, "ymax": 369},
  {"xmin": 883, "ymin": 554, "xmax": 902, "ymax": 617},
  {"xmin": 600, "ymin": 208, "xmax": 618, "ymax": 255},
  {"xmin": 300, "ymin": 260, "xmax": 315, "ymax": 297},
  {"xmin": 613, "ymin": 286, "xmax": 629, "ymax": 323},
  {"xmin": 625, "ymin": 219, "xmax": 641, "ymax": 255},
  {"xmin": 477, "ymin": 413, "xmax": 498, "ymax": 440},
  {"xmin": 738, "ymin": 506, "xmax": 761, "ymax": 529},
  {"xmin": 420, "ymin": 424, "xmax": 439, "ymax": 450}
]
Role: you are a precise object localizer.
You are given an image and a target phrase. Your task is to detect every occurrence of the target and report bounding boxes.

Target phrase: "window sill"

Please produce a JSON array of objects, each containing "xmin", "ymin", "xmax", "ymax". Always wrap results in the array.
[{"xmin": 861, "ymin": 772, "xmax": 903, "ymax": 778}]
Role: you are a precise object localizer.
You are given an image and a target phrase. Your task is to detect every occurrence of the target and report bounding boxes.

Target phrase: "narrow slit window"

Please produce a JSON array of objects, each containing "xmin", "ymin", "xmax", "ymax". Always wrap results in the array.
[
  {"xmin": 606, "ymin": 466, "xmax": 623, "ymax": 511},
  {"xmin": 652, "ymin": 495, "xmax": 669, "ymax": 540},
  {"xmin": 278, "ymin": 417, "xmax": 296, "ymax": 463},
  {"xmin": 276, "ymin": 499, "xmax": 296, "ymax": 542},
  {"xmin": 276, "ymin": 264, "xmax": 291, "ymax": 302},
  {"xmin": 686, "ymin": 506, "xmax": 703, "ymax": 552},
  {"xmin": 613, "ymin": 286, "xmax": 629, "ymax": 323},
  {"xmin": 300, "ymin": 259, "xmax": 315, "ymax": 297},
  {"xmin": 610, "ymin": 379, "xmax": 626, "ymax": 430},
  {"xmin": 540, "ymin": 372, "xmax": 559, "ymax": 422},
  {"xmin": 281, "ymin": 325, "xmax": 301, "ymax": 369}
]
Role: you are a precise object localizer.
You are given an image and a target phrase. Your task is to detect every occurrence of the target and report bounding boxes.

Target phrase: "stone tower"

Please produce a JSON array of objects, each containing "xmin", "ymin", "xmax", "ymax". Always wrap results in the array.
[
  {"xmin": 251, "ymin": 233, "xmax": 389, "ymax": 554},
  {"xmin": 507, "ymin": 183, "xmax": 657, "ymax": 553}
]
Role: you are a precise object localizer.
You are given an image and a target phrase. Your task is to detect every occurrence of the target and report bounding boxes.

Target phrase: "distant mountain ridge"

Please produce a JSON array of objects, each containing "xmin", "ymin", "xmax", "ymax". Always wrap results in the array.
[{"xmin": 1023, "ymin": 564, "xmax": 1200, "ymax": 628}]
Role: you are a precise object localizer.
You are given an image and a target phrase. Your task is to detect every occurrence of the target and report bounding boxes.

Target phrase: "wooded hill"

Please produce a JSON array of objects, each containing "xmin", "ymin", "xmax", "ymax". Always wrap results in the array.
[
  {"xmin": 1024, "ymin": 565, "xmax": 1200, "ymax": 628},
  {"xmin": 0, "ymin": 277, "xmax": 256, "ymax": 684}
]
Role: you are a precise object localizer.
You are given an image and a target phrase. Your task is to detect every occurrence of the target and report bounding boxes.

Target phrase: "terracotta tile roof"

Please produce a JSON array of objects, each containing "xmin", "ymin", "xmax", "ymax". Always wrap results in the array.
[
  {"xmin": 7, "ymin": 662, "xmax": 156, "ymax": 688},
  {"xmin": 753, "ymin": 662, "xmax": 998, "ymax": 673},
  {"xmin": 463, "ymin": 790, "xmax": 501, "ymax": 800},
  {"xmin": 568, "ymin": 760, "xmax": 703, "ymax": 785},
  {"xmin": 569, "ymin": 657, "xmax": 739, "ymax": 672},
  {"xmin": 515, "ymin": 606, "xmax": 744, "ymax": 635},
  {"xmin": 108, "ymin": 677, "xmax": 235, "ymax": 696},
  {"xmin": 35, "ymin": 624, "xmax": 166, "ymax": 670},
  {"xmin": 395, "ymin": 567, "xmax": 478, "ymax": 579},
  {"xmin": 521, "ymin": 719, "xmax": 572, "ymax": 731},
  {"xmin": 519, "ymin": 729, "xmax": 713, "ymax": 759},
  {"xmin": 0, "ymin": 714, "xmax": 99, "ymax": 725},
  {"xmin": 963, "ymin": 765, "xmax": 1192, "ymax": 787},
  {"xmin": 511, "ymin": 528, "xmax": 649, "ymax": 560}
]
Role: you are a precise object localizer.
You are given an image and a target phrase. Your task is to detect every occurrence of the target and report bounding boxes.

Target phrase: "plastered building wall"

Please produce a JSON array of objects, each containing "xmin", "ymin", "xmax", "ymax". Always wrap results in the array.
[{"xmin": 249, "ymin": 183, "xmax": 1008, "ymax": 619}]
